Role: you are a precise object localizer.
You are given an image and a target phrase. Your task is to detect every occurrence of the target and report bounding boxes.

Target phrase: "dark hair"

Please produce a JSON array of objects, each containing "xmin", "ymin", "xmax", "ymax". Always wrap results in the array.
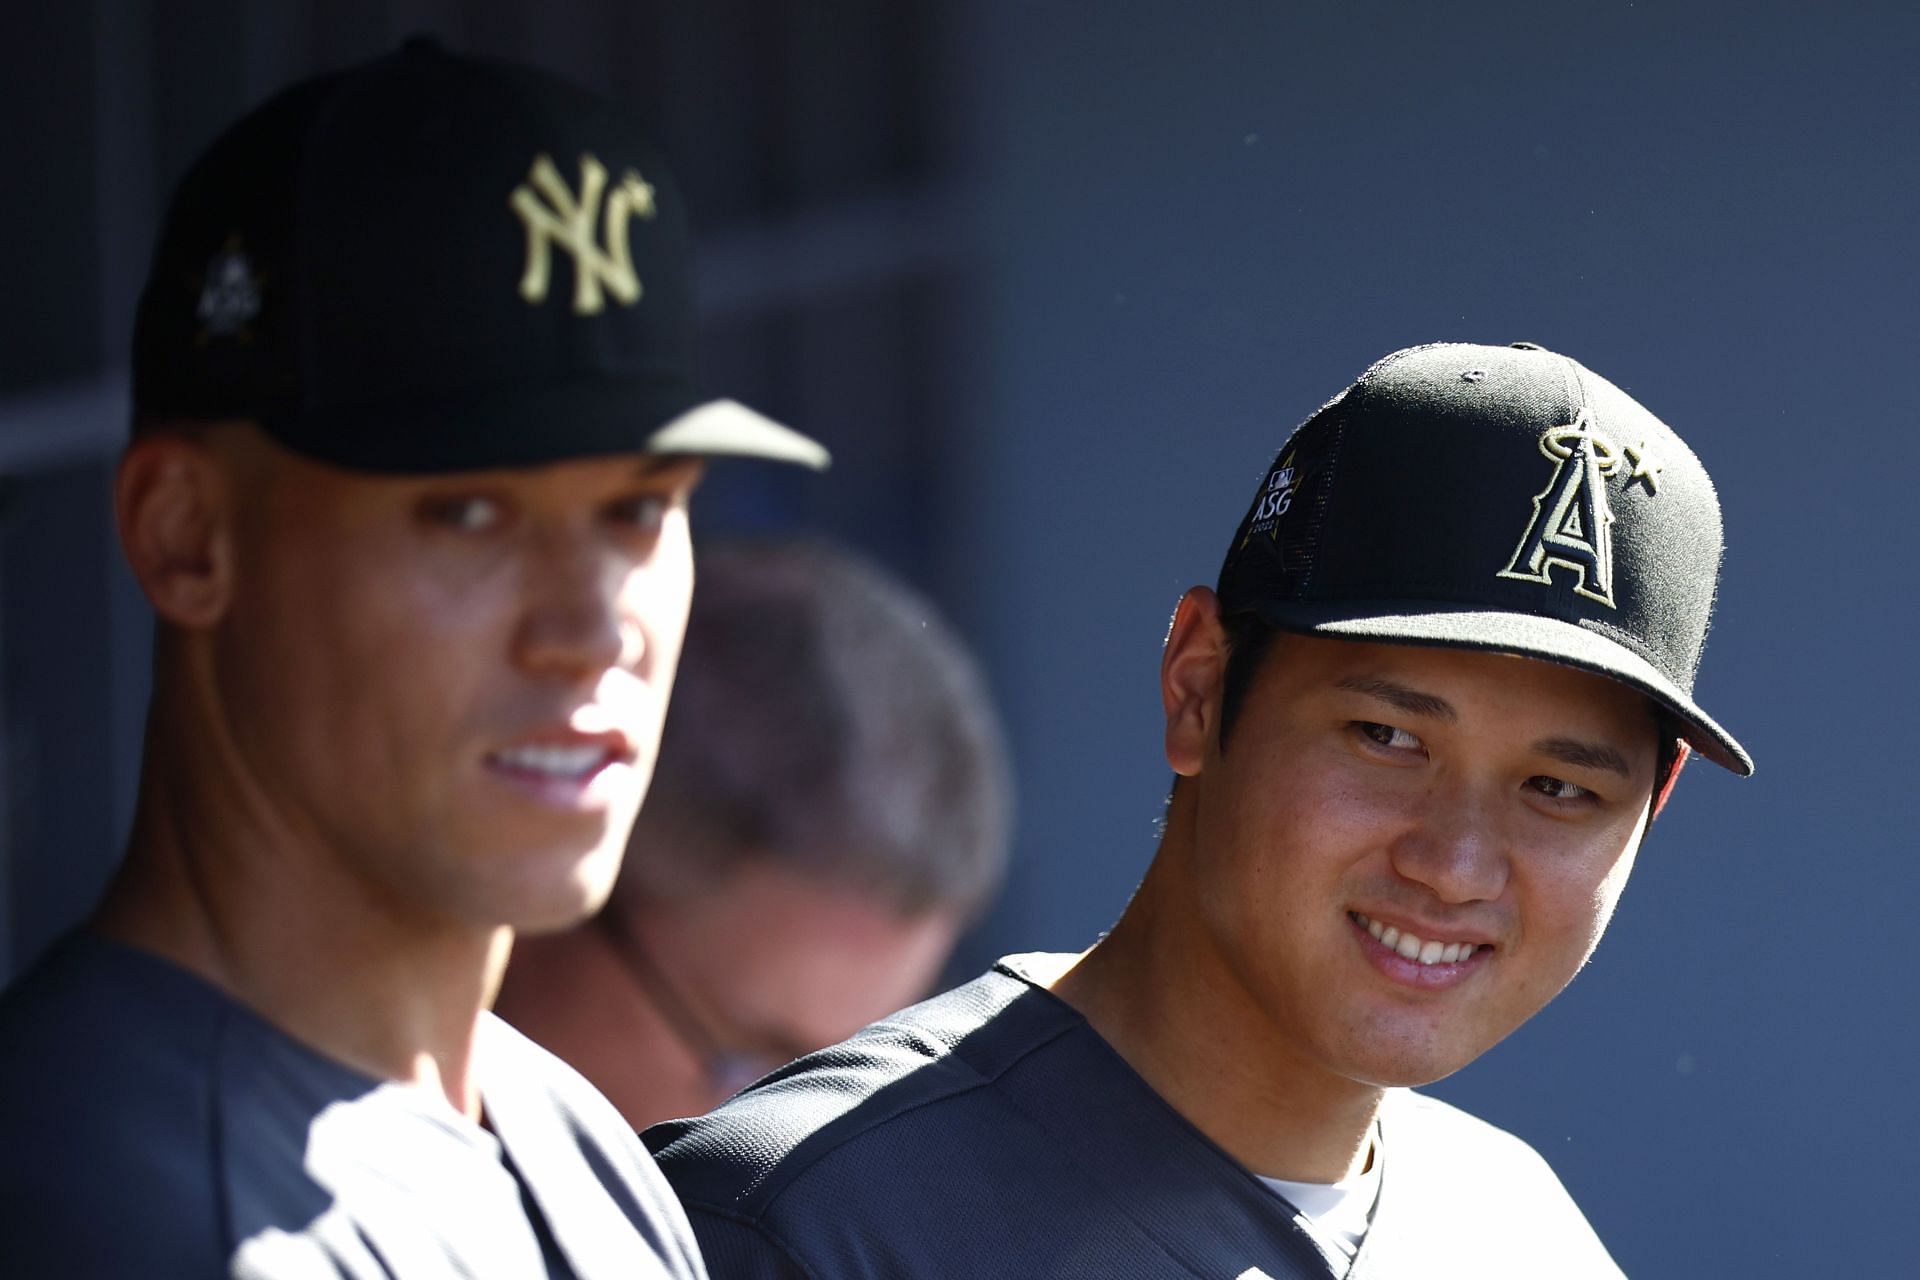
[
  {"xmin": 615, "ymin": 539, "xmax": 1013, "ymax": 919},
  {"xmin": 1217, "ymin": 612, "xmax": 1284, "ymax": 751},
  {"xmin": 1216, "ymin": 614, "xmax": 1687, "ymax": 803}
]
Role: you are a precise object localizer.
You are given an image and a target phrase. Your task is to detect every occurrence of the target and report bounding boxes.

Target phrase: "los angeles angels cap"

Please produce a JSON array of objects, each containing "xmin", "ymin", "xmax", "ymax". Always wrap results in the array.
[
  {"xmin": 1217, "ymin": 341, "xmax": 1751, "ymax": 775},
  {"xmin": 132, "ymin": 37, "xmax": 828, "ymax": 474}
]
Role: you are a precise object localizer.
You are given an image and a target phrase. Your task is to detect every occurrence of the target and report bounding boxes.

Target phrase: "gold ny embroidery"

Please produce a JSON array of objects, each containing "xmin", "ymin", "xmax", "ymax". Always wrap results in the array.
[{"xmin": 510, "ymin": 152, "xmax": 657, "ymax": 315}]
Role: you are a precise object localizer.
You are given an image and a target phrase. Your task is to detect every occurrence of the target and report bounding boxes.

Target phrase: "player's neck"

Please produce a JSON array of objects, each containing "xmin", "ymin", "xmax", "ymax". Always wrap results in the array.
[
  {"xmin": 95, "ymin": 679, "xmax": 505, "ymax": 1118},
  {"xmin": 1051, "ymin": 849, "xmax": 1382, "ymax": 1185}
]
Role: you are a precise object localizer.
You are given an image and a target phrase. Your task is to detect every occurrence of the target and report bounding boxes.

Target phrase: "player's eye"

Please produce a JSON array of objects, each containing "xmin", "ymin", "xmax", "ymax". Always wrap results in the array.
[
  {"xmin": 1525, "ymin": 775, "xmax": 1595, "ymax": 803},
  {"xmin": 605, "ymin": 493, "xmax": 670, "ymax": 534},
  {"xmin": 1354, "ymin": 721, "xmax": 1424, "ymax": 754},
  {"xmin": 418, "ymin": 495, "xmax": 505, "ymax": 533}
]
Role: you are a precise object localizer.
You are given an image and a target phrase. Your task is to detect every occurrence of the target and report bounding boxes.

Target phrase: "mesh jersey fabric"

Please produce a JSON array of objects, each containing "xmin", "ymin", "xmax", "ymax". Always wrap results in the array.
[
  {"xmin": 0, "ymin": 932, "xmax": 708, "ymax": 1280},
  {"xmin": 649, "ymin": 954, "xmax": 1625, "ymax": 1280}
]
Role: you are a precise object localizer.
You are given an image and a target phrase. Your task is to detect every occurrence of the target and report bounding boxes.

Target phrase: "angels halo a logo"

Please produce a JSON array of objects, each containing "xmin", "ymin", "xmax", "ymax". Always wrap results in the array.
[{"xmin": 1497, "ymin": 409, "xmax": 1623, "ymax": 608}]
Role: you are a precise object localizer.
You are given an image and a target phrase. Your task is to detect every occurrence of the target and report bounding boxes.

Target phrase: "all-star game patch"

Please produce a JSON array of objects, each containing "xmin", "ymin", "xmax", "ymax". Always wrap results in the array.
[
  {"xmin": 1219, "ymin": 416, "xmax": 1343, "ymax": 601},
  {"xmin": 194, "ymin": 236, "xmax": 265, "ymax": 343},
  {"xmin": 1242, "ymin": 445, "xmax": 1305, "ymax": 547}
]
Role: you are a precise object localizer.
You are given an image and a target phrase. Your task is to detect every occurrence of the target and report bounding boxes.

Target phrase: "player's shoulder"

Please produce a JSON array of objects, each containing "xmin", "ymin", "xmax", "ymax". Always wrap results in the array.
[
  {"xmin": 0, "ymin": 932, "xmax": 232, "ymax": 1273},
  {"xmin": 0, "ymin": 931, "xmax": 230, "ymax": 1136},
  {"xmin": 480, "ymin": 1007, "xmax": 672, "ymax": 1180},
  {"xmin": 1382, "ymin": 1088, "xmax": 1571, "ymax": 1183},
  {"xmin": 1367, "ymin": 1090, "xmax": 1623, "ymax": 1277},
  {"xmin": 647, "ymin": 956, "xmax": 1070, "ymax": 1216},
  {"xmin": 480, "ymin": 1013, "xmax": 683, "ymax": 1189},
  {"xmin": 482, "ymin": 1007, "xmax": 629, "ymax": 1121},
  {"xmin": 1383, "ymin": 1088, "xmax": 1538, "ymax": 1143},
  {"xmin": 480, "ymin": 1012, "xmax": 710, "ymax": 1280}
]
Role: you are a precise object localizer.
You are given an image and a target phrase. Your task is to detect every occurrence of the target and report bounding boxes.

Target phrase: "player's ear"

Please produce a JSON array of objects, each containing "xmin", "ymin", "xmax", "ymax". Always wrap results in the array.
[
  {"xmin": 1161, "ymin": 586, "xmax": 1228, "ymax": 777},
  {"xmin": 115, "ymin": 428, "xmax": 239, "ymax": 628},
  {"xmin": 1650, "ymin": 739, "xmax": 1691, "ymax": 820}
]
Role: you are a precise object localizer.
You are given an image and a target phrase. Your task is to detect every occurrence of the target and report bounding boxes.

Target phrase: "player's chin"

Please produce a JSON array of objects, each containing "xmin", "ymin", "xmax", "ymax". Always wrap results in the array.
[
  {"xmin": 1338, "ymin": 1028, "xmax": 1498, "ymax": 1090},
  {"xmin": 473, "ymin": 827, "xmax": 630, "ymax": 934},
  {"xmin": 495, "ymin": 875, "xmax": 611, "ymax": 936},
  {"xmin": 1353, "ymin": 1056, "xmax": 1478, "ymax": 1090}
]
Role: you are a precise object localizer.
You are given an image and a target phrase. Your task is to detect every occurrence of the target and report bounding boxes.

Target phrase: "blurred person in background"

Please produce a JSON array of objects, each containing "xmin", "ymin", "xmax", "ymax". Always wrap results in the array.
[{"xmin": 497, "ymin": 538, "xmax": 1013, "ymax": 1128}]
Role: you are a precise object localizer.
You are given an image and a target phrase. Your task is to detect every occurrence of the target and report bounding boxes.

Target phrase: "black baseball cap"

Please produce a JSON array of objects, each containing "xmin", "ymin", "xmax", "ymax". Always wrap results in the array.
[
  {"xmin": 132, "ymin": 37, "xmax": 828, "ymax": 474},
  {"xmin": 1217, "ymin": 341, "xmax": 1751, "ymax": 775}
]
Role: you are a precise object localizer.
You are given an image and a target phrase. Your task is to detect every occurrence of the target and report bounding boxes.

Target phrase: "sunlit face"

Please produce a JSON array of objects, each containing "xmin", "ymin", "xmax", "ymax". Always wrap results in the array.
[
  {"xmin": 1173, "ymin": 631, "xmax": 1658, "ymax": 1090},
  {"xmin": 211, "ymin": 439, "xmax": 704, "ymax": 934}
]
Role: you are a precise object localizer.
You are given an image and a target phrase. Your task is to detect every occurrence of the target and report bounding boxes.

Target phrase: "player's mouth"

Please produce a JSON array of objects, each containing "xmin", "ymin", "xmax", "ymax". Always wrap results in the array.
[
  {"xmin": 484, "ymin": 733, "xmax": 635, "ymax": 810},
  {"xmin": 1349, "ymin": 911, "xmax": 1492, "ymax": 986}
]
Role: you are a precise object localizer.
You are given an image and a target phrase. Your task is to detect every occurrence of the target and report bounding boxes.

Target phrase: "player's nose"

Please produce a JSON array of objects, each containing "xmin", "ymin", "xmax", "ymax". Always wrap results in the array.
[
  {"xmin": 1387, "ymin": 782, "xmax": 1511, "ymax": 905},
  {"xmin": 511, "ymin": 533, "xmax": 636, "ymax": 681}
]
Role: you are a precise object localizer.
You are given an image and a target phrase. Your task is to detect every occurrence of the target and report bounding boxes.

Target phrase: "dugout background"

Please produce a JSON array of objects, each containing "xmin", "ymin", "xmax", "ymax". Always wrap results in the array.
[{"xmin": 3, "ymin": 2, "xmax": 1914, "ymax": 1274}]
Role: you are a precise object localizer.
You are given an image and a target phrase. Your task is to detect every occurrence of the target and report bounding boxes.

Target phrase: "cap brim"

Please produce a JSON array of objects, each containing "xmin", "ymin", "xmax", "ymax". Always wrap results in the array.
[
  {"xmin": 646, "ymin": 399, "xmax": 830, "ymax": 471},
  {"xmin": 1247, "ymin": 599, "xmax": 1754, "ymax": 776},
  {"xmin": 265, "ymin": 383, "xmax": 829, "ymax": 474}
]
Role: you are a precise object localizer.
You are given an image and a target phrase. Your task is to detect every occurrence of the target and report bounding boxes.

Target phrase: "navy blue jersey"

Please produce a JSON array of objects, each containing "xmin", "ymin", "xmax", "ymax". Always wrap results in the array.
[
  {"xmin": 649, "ymin": 955, "xmax": 1622, "ymax": 1280},
  {"xmin": 0, "ymin": 933, "xmax": 708, "ymax": 1279}
]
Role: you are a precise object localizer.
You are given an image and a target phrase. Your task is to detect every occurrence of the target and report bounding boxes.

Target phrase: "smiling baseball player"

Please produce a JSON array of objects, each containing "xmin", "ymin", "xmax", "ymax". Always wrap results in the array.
[{"xmin": 649, "ymin": 341, "xmax": 1750, "ymax": 1278}]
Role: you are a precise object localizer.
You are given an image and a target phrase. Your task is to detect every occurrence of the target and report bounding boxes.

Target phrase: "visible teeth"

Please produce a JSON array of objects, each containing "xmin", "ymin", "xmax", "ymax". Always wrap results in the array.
[
  {"xmin": 493, "ymin": 744, "xmax": 605, "ymax": 776},
  {"xmin": 1353, "ymin": 913, "xmax": 1479, "ymax": 968}
]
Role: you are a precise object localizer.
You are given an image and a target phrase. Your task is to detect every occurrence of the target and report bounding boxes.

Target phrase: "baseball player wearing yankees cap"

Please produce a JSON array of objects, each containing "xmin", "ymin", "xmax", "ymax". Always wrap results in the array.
[
  {"xmin": 650, "ymin": 342, "xmax": 1750, "ymax": 1279},
  {"xmin": 0, "ymin": 38, "xmax": 825, "ymax": 1279}
]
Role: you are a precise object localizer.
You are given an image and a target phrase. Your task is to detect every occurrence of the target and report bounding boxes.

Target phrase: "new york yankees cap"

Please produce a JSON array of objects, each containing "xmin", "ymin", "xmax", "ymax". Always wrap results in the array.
[
  {"xmin": 132, "ymin": 36, "xmax": 828, "ymax": 474},
  {"xmin": 1217, "ymin": 341, "xmax": 1751, "ymax": 775}
]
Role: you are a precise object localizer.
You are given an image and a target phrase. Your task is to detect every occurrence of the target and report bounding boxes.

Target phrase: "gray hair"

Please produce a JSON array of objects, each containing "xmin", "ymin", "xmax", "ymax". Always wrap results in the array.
[{"xmin": 616, "ymin": 538, "xmax": 1012, "ymax": 919}]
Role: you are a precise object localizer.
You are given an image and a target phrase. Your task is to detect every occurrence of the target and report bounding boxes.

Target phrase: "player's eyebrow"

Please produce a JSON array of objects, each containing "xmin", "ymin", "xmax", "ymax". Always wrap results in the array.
[
  {"xmin": 1334, "ymin": 676, "xmax": 1457, "ymax": 722},
  {"xmin": 1531, "ymin": 737, "xmax": 1633, "ymax": 779},
  {"xmin": 632, "ymin": 455, "xmax": 705, "ymax": 479}
]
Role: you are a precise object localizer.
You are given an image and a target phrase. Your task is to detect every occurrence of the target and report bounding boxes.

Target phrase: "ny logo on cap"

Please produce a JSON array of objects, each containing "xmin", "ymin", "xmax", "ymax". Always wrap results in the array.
[
  {"xmin": 1498, "ymin": 409, "xmax": 1624, "ymax": 608},
  {"xmin": 510, "ymin": 152, "xmax": 657, "ymax": 315}
]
